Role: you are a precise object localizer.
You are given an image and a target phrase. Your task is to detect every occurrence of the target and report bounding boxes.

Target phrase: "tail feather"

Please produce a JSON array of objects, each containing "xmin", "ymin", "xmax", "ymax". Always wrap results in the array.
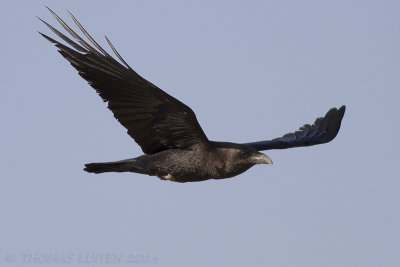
[{"xmin": 84, "ymin": 159, "xmax": 143, "ymax": 174}]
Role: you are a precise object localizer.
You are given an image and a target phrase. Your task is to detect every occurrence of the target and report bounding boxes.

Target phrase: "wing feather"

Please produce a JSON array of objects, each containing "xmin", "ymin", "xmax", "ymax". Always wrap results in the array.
[
  {"xmin": 243, "ymin": 106, "xmax": 345, "ymax": 151},
  {"xmin": 40, "ymin": 9, "xmax": 209, "ymax": 154}
]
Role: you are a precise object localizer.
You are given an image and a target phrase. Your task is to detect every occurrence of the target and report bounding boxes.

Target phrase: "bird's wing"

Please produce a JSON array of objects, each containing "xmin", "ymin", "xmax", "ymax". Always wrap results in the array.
[
  {"xmin": 242, "ymin": 106, "xmax": 345, "ymax": 151},
  {"xmin": 39, "ymin": 8, "xmax": 209, "ymax": 154}
]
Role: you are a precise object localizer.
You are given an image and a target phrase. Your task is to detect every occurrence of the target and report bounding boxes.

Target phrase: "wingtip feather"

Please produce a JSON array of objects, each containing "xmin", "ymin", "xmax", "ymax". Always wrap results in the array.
[{"xmin": 339, "ymin": 105, "xmax": 346, "ymax": 115}]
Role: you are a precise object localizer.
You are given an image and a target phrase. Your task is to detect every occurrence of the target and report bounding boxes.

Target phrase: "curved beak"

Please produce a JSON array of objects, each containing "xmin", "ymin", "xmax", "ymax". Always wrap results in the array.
[{"xmin": 250, "ymin": 152, "xmax": 273, "ymax": 165}]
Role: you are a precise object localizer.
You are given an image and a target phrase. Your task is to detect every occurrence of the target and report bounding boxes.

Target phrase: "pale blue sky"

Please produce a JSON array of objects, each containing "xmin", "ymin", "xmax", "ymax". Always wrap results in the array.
[{"xmin": 1, "ymin": 1, "xmax": 399, "ymax": 266}]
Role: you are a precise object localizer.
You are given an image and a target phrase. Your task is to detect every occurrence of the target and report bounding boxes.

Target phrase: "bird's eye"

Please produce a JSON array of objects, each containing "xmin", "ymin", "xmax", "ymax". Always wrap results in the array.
[{"xmin": 240, "ymin": 151, "xmax": 248, "ymax": 158}]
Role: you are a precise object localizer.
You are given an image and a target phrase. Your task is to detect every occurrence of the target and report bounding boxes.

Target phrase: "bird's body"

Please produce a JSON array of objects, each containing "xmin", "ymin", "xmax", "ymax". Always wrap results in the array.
[
  {"xmin": 85, "ymin": 143, "xmax": 269, "ymax": 182},
  {"xmin": 39, "ymin": 8, "xmax": 346, "ymax": 182}
]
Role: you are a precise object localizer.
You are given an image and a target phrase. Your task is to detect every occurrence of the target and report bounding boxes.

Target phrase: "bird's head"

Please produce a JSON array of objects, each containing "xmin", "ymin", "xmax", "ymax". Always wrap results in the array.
[{"xmin": 212, "ymin": 143, "xmax": 272, "ymax": 177}]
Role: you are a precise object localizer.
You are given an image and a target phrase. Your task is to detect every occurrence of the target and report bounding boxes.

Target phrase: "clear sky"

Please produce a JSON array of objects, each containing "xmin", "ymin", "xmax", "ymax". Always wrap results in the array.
[{"xmin": 1, "ymin": 1, "xmax": 399, "ymax": 266}]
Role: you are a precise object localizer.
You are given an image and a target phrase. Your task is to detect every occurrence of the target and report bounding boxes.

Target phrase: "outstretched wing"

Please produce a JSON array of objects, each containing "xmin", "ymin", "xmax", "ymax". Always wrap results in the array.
[
  {"xmin": 243, "ymin": 106, "xmax": 346, "ymax": 151},
  {"xmin": 39, "ymin": 8, "xmax": 209, "ymax": 154}
]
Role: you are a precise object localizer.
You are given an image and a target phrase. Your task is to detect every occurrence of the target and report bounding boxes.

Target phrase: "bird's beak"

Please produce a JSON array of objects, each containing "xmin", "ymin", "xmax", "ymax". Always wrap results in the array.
[{"xmin": 250, "ymin": 152, "xmax": 273, "ymax": 165}]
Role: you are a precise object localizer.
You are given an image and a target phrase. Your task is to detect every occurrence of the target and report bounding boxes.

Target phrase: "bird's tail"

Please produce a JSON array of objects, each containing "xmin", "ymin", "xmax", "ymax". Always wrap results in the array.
[{"xmin": 84, "ymin": 159, "xmax": 144, "ymax": 174}]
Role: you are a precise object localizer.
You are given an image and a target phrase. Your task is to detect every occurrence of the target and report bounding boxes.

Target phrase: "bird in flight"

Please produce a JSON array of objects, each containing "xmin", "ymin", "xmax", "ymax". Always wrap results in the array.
[{"xmin": 39, "ymin": 8, "xmax": 345, "ymax": 183}]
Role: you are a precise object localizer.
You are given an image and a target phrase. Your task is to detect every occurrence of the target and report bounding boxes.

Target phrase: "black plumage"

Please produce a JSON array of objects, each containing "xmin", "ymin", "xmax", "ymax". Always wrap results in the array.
[{"xmin": 39, "ymin": 8, "xmax": 346, "ymax": 182}]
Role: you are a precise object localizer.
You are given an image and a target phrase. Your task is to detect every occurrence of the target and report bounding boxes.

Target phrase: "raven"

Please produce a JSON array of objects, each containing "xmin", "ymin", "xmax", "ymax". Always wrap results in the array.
[{"xmin": 39, "ymin": 8, "xmax": 345, "ymax": 182}]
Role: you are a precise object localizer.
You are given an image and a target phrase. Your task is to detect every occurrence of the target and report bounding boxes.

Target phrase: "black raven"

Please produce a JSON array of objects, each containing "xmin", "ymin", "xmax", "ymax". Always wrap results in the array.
[{"xmin": 39, "ymin": 8, "xmax": 346, "ymax": 183}]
